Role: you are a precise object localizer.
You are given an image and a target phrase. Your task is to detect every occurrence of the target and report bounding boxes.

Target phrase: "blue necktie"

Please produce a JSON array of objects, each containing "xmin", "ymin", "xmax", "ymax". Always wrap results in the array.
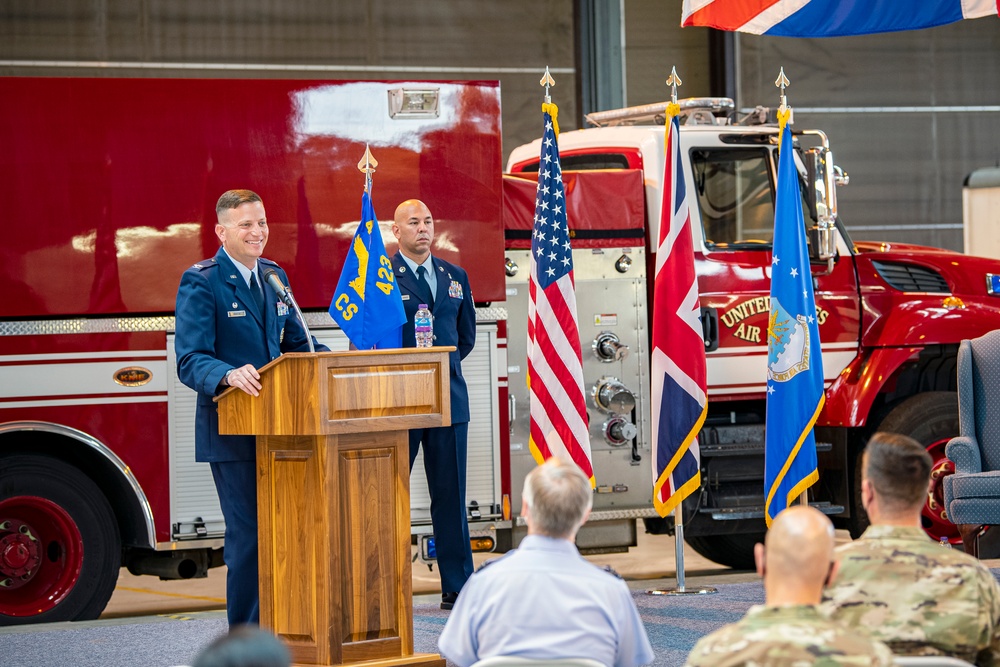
[
  {"xmin": 250, "ymin": 272, "xmax": 266, "ymax": 315},
  {"xmin": 417, "ymin": 265, "xmax": 434, "ymax": 309}
]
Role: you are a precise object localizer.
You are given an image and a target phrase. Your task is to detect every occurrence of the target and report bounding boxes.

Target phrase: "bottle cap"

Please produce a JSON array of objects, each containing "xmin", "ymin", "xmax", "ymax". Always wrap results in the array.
[{"xmin": 419, "ymin": 304, "xmax": 428, "ymax": 309}]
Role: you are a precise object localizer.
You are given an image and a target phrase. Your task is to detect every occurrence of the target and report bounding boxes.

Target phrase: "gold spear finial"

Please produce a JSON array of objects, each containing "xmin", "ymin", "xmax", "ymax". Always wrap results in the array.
[
  {"xmin": 540, "ymin": 66, "xmax": 555, "ymax": 104},
  {"xmin": 774, "ymin": 67, "xmax": 791, "ymax": 113},
  {"xmin": 357, "ymin": 144, "xmax": 378, "ymax": 192},
  {"xmin": 774, "ymin": 68, "xmax": 792, "ymax": 136},
  {"xmin": 666, "ymin": 66, "xmax": 682, "ymax": 106}
]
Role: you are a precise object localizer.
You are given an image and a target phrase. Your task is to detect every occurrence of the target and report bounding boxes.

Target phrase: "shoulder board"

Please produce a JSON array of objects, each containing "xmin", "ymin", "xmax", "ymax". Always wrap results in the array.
[
  {"xmin": 258, "ymin": 257, "xmax": 280, "ymax": 269},
  {"xmin": 602, "ymin": 564, "xmax": 623, "ymax": 580},
  {"xmin": 191, "ymin": 258, "xmax": 217, "ymax": 271},
  {"xmin": 475, "ymin": 550, "xmax": 515, "ymax": 572}
]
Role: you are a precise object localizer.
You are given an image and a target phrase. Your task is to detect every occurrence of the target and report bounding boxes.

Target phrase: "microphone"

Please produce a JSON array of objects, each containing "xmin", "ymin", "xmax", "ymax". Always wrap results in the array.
[
  {"xmin": 262, "ymin": 269, "xmax": 315, "ymax": 353},
  {"xmin": 263, "ymin": 269, "xmax": 294, "ymax": 307}
]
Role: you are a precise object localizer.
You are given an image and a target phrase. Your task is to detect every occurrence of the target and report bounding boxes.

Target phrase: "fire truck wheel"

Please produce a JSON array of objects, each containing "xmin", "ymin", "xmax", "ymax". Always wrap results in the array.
[
  {"xmin": 0, "ymin": 454, "xmax": 121, "ymax": 625},
  {"xmin": 685, "ymin": 532, "xmax": 764, "ymax": 571},
  {"xmin": 853, "ymin": 391, "xmax": 960, "ymax": 544}
]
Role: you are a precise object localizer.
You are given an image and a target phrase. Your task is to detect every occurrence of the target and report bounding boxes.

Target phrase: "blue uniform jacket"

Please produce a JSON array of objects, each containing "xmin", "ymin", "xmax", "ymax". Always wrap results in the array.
[
  {"xmin": 175, "ymin": 248, "xmax": 323, "ymax": 462},
  {"xmin": 392, "ymin": 251, "xmax": 475, "ymax": 423}
]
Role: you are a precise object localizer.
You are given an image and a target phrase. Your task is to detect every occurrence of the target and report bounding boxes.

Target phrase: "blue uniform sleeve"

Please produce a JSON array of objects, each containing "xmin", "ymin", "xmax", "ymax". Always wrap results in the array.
[
  {"xmin": 613, "ymin": 580, "xmax": 655, "ymax": 667},
  {"xmin": 175, "ymin": 268, "xmax": 229, "ymax": 396},
  {"xmin": 437, "ymin": 576, "xmax": 482, "ymax": 667},
  {"xmin": 456, "ymin": 268, "xmax": 476, "ymax": 361}
]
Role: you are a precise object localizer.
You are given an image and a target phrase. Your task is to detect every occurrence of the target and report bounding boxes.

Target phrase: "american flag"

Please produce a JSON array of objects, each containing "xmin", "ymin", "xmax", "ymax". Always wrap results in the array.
[
  {"xmin": 527, "ymin": 105, "xmax": 594, "ymax": 483},
  {"xmin": 651, "ymin": 110, "xmax": 707, "ymax": 517}
]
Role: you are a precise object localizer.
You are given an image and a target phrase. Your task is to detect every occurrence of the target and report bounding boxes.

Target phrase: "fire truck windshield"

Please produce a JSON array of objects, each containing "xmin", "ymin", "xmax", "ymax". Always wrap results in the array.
[{"xmin": 692, "ymin": 147, "xmax": 813, "ymax": 250}]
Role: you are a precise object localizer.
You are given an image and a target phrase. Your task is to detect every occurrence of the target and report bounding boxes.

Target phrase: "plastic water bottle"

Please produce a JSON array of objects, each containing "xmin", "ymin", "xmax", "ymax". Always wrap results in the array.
[
  {"xmin": 415, "ymin": 304, "xmax": 433, "ymax": 348},
  {"xmin": 940, "ymin": 536, "xmax": 952, "ymax": 549}
]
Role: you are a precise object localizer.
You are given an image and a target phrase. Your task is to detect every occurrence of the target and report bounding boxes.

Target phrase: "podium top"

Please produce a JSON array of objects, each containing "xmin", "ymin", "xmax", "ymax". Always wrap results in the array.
[{"xmin": 215, "ymin": 347, "xmax": 456, "ymax": 436}]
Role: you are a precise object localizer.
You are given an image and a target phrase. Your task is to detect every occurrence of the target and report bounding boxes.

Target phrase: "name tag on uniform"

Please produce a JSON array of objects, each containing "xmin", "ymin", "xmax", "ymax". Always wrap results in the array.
[
  {"xmin": 401, "ymin": 294, "xmax": 410, "ymax": 301},
  {"xmin": 228, "ymin": 310, "xmax": 246, "ymax": 318},
  {"xmin": 276, "ymin": 302, "xmax": 289, "ymax": 317},
  {"xmin": 448, "ymin": 280, "xmax": 463, "ymax": 299}
]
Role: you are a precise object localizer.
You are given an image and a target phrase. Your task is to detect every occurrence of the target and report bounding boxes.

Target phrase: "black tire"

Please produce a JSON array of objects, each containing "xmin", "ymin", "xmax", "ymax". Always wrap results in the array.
[
  {"xmin": 685, "ymin": 532, "xmax": 763, "ymax": 570},
  {"xmin": 0, "ymin": 455, "xmax": 121, "ymax": 625},
  {"xmin": 642, "ymin": 516, "xmax": 673, "ymax": 536},
  {"xmin": 849, "ymin": 391, "xmax": 959, "ymax": 539}
]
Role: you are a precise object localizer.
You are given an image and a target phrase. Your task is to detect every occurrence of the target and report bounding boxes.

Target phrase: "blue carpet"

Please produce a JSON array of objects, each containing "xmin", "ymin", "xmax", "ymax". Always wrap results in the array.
[{"xmin": 0, "ymin": 580, "xmax": 763, "ymax": 667}]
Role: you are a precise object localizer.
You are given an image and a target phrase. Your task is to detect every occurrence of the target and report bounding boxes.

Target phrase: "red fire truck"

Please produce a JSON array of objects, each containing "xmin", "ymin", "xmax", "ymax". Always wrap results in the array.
[
  {"xmin": 503, "ymin": 97, "xmax": 1000, "ymax": 567},
  {"xmin": 0, "ymin": 77, "xmax": 509, "ymax": 625},
  {"xmin": 3, "ymin": 79, "xmax": 999, "ymax": 625}
]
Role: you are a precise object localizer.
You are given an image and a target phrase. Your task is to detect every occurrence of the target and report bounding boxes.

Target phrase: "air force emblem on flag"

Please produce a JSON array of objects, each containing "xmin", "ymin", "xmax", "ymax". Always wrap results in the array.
[{"xmin": 766, "ymin": 298, "xmax": 812, "ymax": 383}]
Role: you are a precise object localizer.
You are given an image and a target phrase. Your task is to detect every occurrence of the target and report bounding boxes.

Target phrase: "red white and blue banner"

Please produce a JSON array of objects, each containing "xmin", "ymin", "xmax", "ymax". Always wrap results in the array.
[
  {"xmin": 682, "ymin": 0, "xmax": 997, "ymax": 37},
  {"xmin": 651, "ymin": 108, "xmax": 708, "ymax": 518}
]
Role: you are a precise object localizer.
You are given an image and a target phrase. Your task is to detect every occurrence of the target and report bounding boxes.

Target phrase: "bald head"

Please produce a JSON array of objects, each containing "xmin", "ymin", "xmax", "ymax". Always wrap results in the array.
[
  {"xmin": 392, "ymin": 199, "xmax": 434, "ymax": 263},
  {"xmin": 758, "ymin": 506, "xmax": 837, "ymax": 605}
]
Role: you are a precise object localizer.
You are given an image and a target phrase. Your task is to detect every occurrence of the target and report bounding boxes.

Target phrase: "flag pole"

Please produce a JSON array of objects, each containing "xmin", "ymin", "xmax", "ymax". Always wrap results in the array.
[
  {"xmin": 647, "ymin": 68, "xmax": 715, "ymax": 597},
  {"xmin": 774, "ymin": 69, "xmax": 810, "ymax": 511}
]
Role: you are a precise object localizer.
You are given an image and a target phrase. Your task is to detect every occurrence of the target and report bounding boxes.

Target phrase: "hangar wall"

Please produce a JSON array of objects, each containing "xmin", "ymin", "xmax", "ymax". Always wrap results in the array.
[
  {"xmin": 0, "ymin": 0, "xmax": 577, "ymax": 176},
  {"xmin": 2, "ymin": 1, "xmax": 998, "ymax": 251},
  {"xmin": 618, "ymin": 5, "xmax": 1000, "ymax": 251}
]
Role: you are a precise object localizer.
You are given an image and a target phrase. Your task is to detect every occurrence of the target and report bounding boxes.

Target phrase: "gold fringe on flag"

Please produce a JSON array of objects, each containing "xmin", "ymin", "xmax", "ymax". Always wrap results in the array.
[{"xmin": 542, "ymin": 101, "xmax": 559, "ymax": 137}]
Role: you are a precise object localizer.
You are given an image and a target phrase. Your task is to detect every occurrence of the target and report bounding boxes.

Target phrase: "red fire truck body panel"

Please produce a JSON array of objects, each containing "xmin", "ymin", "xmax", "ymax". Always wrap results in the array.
[
  {"xmin": 2, "ymin": 77, "xmax": 505, "ymax": 319},
  {"xmin": 0, "ymin": 77, "xmax": 509, "ymax": 625}
]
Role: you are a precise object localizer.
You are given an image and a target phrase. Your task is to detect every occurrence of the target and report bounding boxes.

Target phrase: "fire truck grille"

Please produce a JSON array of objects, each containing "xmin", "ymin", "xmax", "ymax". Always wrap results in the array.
[{"xmin": 872, "ymin": 261, "xmax": 950, "ymax": 294}]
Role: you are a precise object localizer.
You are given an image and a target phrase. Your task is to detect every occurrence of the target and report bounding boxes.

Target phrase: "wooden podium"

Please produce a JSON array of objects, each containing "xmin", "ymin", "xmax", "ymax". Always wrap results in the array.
[{"xmin": 216, "ymin": 348, "xmax": 452, "ymax": 667}]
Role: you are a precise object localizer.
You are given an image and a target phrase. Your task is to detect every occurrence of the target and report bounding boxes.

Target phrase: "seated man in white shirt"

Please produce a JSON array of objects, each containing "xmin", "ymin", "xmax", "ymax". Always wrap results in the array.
[{"xmin": 437, "ymin": 456, "xmax": 654, "ymax": 667}]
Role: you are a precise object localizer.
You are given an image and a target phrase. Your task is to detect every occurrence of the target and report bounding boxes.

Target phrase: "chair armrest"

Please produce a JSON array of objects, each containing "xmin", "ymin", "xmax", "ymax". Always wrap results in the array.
[{"xmin": 946, "ymin": 435, "xmax": 983, "ymax": 474}]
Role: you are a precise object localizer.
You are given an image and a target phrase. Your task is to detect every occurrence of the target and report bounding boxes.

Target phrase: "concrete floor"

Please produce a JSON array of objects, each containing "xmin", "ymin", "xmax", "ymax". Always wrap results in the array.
[
  {"xmin": 103, "ymin": 527, "xmax": 993, "ymax": 619},
  {"xmin": 100, "ymin": 528, "xmax": 751, "ymax": 619}
]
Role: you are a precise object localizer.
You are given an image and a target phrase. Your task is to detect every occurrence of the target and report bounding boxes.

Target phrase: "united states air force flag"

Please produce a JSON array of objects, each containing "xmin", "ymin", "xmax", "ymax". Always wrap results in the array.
[
  {"xmin": 764, "ymin": 121, "xmax": 824, "ymax": 527},
  {"xmin": 329, "ymin": 189, "xmax": 406, "ymax": 349}
]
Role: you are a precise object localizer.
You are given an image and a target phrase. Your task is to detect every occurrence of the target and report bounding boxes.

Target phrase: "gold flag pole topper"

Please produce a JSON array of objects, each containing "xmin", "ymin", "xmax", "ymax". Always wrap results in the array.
[
  {"xmin": 540, "ymin": 66, "xmax": 559, "ymax": 136},
  {"xmin": 775, "ymin": 67, "xmax": 792, "ymax": 138},
  {"xmin": 357, "ymin": 143, "xmax": 378, "ymax": 193}
]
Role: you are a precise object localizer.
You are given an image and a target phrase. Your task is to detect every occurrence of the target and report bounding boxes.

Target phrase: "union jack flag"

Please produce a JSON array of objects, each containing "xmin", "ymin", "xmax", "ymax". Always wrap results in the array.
[
  {"xmin": 681, "ymin": 0, "xmax": 997, "ymax": 38},
  {"xmin": 651, "ymin": 110, "xmax": 707, "ymax": 517},
  {"xmin": 527, "ymin": 105, "xmax": 594, "ymax": 483}
]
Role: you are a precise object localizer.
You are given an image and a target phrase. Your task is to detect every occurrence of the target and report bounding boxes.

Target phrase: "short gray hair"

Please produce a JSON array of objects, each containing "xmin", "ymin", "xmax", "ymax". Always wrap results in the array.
[{"xmin": 522, "ymin": 457, "xmax": 593, "ymax": 539}]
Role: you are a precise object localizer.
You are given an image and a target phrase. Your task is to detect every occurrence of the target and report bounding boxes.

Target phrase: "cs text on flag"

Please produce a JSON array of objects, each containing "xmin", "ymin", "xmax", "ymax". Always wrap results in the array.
[{"xmin": 329, "ymin": 189, "xmax": 406, "ymax": 349}]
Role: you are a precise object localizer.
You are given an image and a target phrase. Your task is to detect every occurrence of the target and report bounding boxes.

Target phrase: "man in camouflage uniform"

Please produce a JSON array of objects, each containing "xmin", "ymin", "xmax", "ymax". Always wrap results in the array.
[
  {"xmin": 821, "ymin": 431, "xmax": 1000, "ymax": 665},
  {"xmin": 684, "ymin": 505, "xmax": 894, "ymax": 667}
]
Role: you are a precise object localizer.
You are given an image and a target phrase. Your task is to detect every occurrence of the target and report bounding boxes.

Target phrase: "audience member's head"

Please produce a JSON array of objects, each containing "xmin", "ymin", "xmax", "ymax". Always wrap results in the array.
[
  {"xmin": 522, "ymin": 456, "xmax": 593, "ymax": 540},
  {"xmin": 861, "ymin": 431, "xmax": 932, "ymax": 524},
  {"xmin": 192, "ymin": 626, "xmax": 290, "ymax": 667},
  {"xmin": 756, "ymin": 505, "xmax": 837, "ymax": 606}
]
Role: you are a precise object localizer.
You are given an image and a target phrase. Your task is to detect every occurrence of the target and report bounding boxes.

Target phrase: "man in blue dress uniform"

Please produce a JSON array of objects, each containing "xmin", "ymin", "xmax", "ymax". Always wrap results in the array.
[
  {"xmin": 391, "ymin": 199, "xmax": 476, "ymax": 610},
  {"xmin": 175, "ymin": 189, "xmax": 326, "ymax": 625}
]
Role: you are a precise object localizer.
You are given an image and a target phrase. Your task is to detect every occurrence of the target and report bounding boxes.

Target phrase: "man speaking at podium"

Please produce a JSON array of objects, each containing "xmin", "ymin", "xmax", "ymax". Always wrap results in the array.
[
  {"xmin": 175, "ymin": 189, "xmax": 326, "ymax": 626},
  {"xmin": 391, "ymin": 198, "xmax": 477, "ymax": 610}
]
